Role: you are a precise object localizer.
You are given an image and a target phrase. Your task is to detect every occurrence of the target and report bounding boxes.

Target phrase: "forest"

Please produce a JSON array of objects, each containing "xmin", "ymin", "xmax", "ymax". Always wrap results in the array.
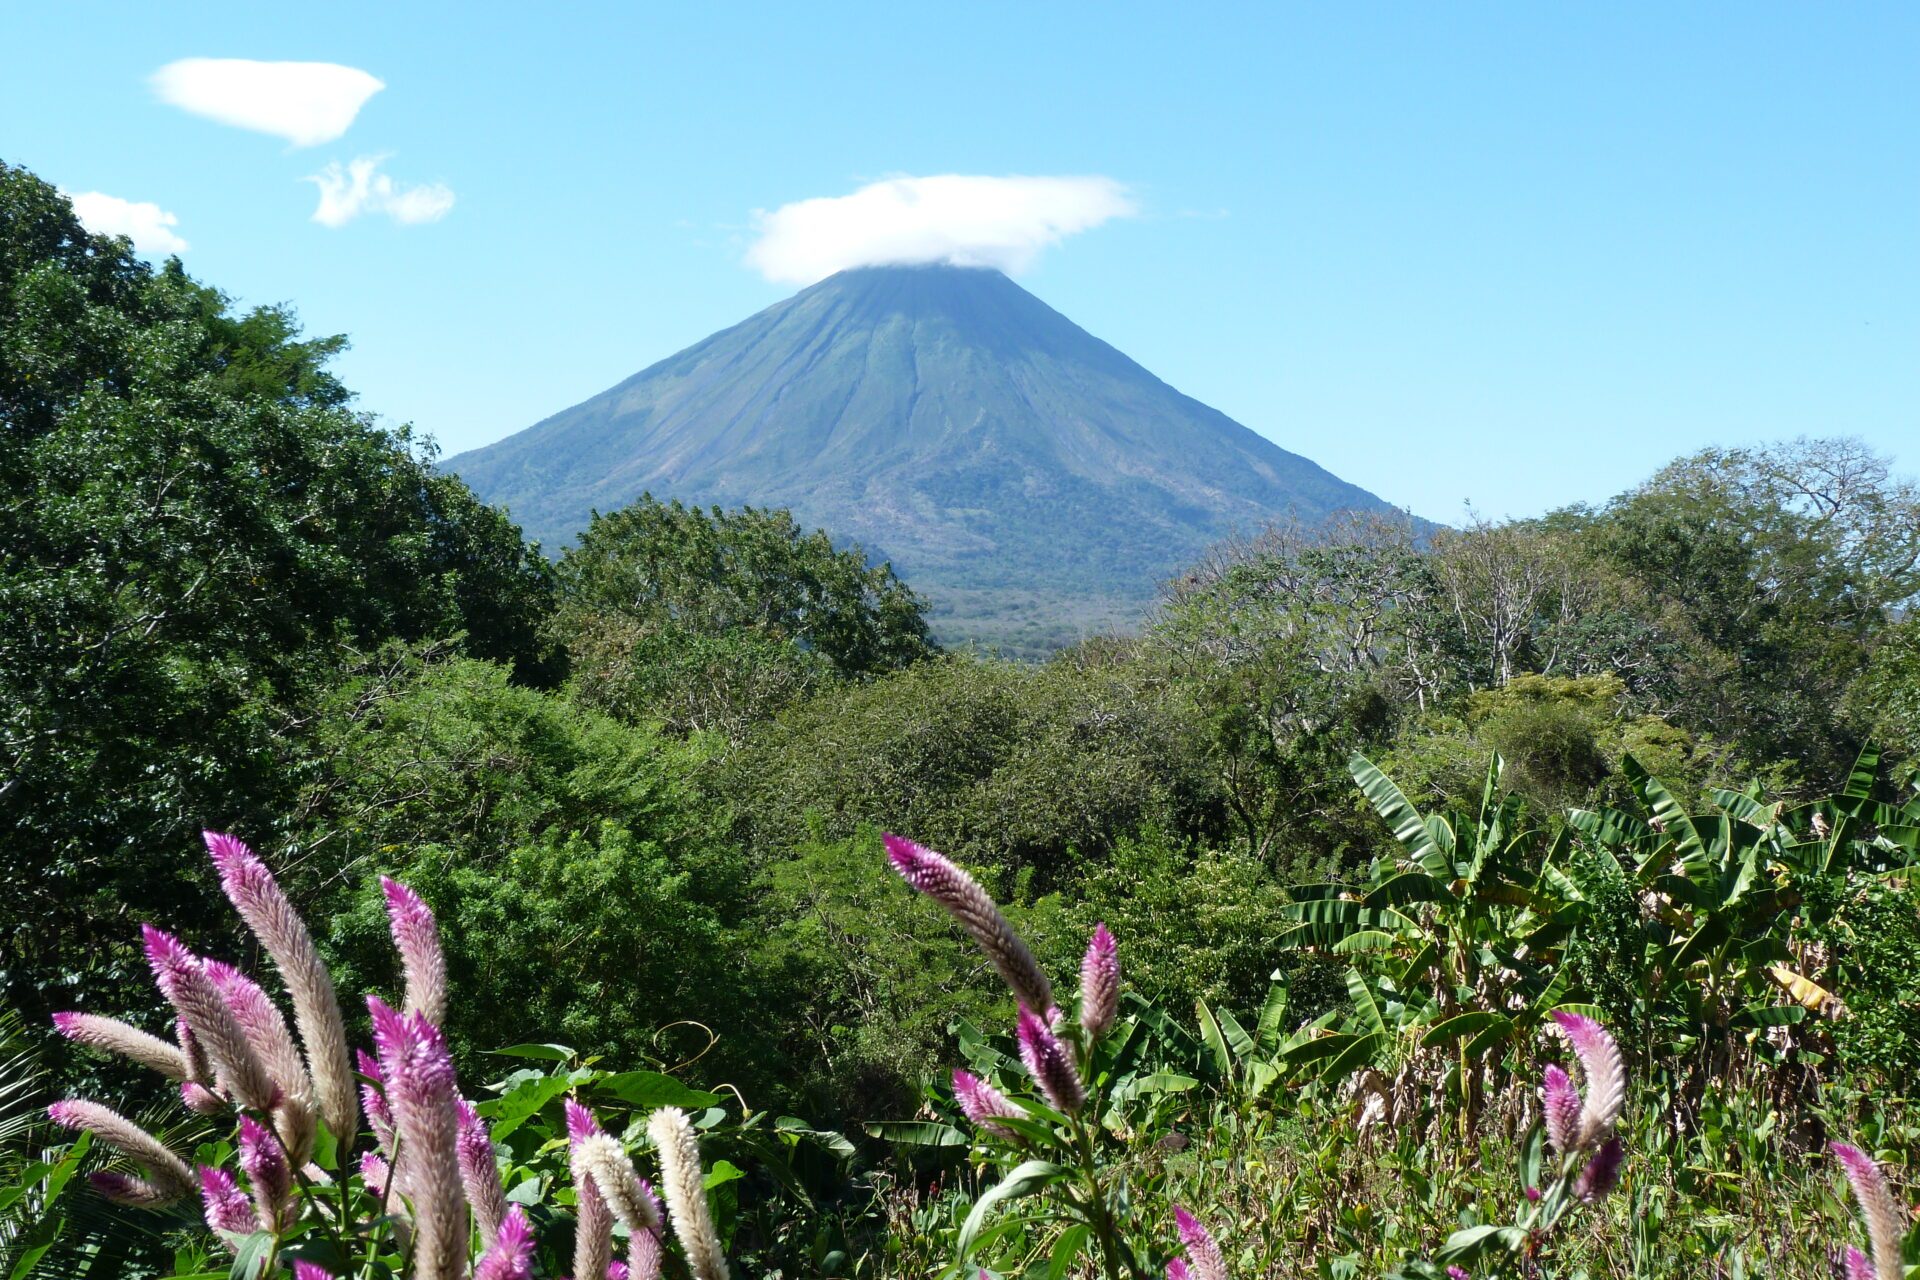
[{"xmin": 4, "ymin": 157, "xmax": 1919, "ymax": 1278}]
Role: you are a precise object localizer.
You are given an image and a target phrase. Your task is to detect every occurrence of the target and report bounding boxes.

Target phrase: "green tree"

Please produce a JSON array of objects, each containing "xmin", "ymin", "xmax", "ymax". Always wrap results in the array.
[
  {"xmin": 0, "ymin": 162, "xmax": 556, "ymax": 1029},
  {"xmin": 555, "ymin": 495, "xmax": 935, "ymax": 738}
]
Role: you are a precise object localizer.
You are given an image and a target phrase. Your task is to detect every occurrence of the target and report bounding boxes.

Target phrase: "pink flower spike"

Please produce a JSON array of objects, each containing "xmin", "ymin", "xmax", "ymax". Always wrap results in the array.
[
  {"xmin": 565, "ymin": 1099, "xmax": 604, "ymax": 1145},
  {"xmin": 355, "ymin": 1048, "xmax": 384, "ymax": 1085},
  {"xmin": 952, "ymin": 1070, "xmax": 1025, "ymax": 1140},
  {"xmin": 608, "ymin": 1265, "xmax": 631, "ymax": 1280},
  {"xmin": 1541, "ymin": 1063, "xmax": 1582, "ymax": 1155},
  {"xmin": 458, "ymin": 1098, "xmax": 509, "ymax": 1248},
  {"xmin": 884, "ymin": 833, "xmax": 1053, "ymax": 1015},
  {"xmin": 1079, "ymin": 923, "xmax": 1120, "ymax": 1041},
  {"xmin": 1550, "ymin": 1011, "xmax": 1625, "ymax": 1146},
  {"xmin": 381, "ymin": 877, "xmax": 448, "ymax": 1025},
  {"xmin": 141, "ymin": 926, "xmax": 279, "ymax": 1113},
  {"xmin": 238, "ymin": 1115, "xmax": 292, "ymax": 1230},
  {"xmin": 1172, "ymin": 1206, "xmax": 1229, "ymax": 1280},
  {"xmin": 52, "ymin": 1012, "xmax": 189, "ymax": 1080},
  {"xmin": 1167, "ymin": 1262, "xmax": 1192, "ymax": 1280},
  {"xmin": 1572, "ymin": 1136, "xmax": 1625, "ymax": 1203},
  {"xmin": 198, "ymin": 1165, "xmax": 257, "ymax": 1237},
  {"xmin": 1831, "ymin": 1142, "xmax": 1902, "ymax": 1280},
  {"xmin": 293, "ymin": 1264, "xmax": 334, "ymax": 1280},
  {"xmin": 180, "ymin": 1082, "xmax": 224, "ymax": 1115},
  {"xmin": 1447, "ymin": 1269, "xmax": 1471, "ymax": 1280},
  {"xmin": 1842, "ymin": 1247, "xmax": 1873, "ymax": 1280},
  {"xmin": 1016, "ymin": 1006, "xmax": 1084, "ymax": 1116},
  {"xmin": 359, "ymin": 1152, "xmax": 394, "ymax": 1200},
  {"xmin": 475, "ymin": 1205, "xmax": 536, "ymax": 1280}
]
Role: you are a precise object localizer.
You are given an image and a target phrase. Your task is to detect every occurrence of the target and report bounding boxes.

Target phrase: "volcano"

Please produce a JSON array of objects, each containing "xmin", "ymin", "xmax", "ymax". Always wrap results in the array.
[{"xmin": 447, "ymin": 264, "xmax": 1416, "ymax": 648}]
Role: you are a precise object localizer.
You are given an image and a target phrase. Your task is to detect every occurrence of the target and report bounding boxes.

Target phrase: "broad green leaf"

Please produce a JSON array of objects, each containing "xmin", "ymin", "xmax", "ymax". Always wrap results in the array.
[
  {"xmin": 1350, "ymin": 753, "xmax": 1447, "ymax": 873},
  {"xmin": 486, "ymin": 1043, "xmax": 576, "ymax": 1062},
  {"xmin": 1047, "ymin": 1223, "xmax": 1091, "ymax": 1280},
  {"xmin": 864, "ymin": 1120, "xmax": 968, "ymax": 1148},
  {"xmin": 1420, "ymin": 1011, "xmax": 1511, "ymax": 1047},
  {"xmin": 599, "ymin": 1071, "xmax": 722, "ymax": 1111},
  {"xmin": 956, "ymin": 1160, "xmax": 1066, "ymax": 1258}
]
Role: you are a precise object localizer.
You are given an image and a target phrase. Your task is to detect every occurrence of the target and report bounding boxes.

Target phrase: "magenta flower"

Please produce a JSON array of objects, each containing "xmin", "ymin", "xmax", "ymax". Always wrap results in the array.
[
  {"xmin": 1172, "ymin": 1206, "xmax": 1229, "ymax": 1280},
  {"xmin": 198, "ymin": 1165, "xmax": 257, "ymax": 1238},
  {"xmin": 458, "ymin": 1098, "xmax": 510, "ymax": 1247},
  {"xmin": 293, "ymin": 1264, "xmax": 333, "ymax": 1280},
  {"xmin": 953, "ymin": 1069, "xmax": 1025, "ymax": 1140},
  {"xmin": 141, "ymin": 926, "xmax": 279, "ymax": 1114},
  {"xmin": 567, "ymin": 1101, "xmax": 614, "ymax": 1280},
  {"xmin": 47, "ymin": 1099, "xmax": 193, "ymax": 1206},
  {"xmin": 238, "ymin": 1115, "xmax": 292, "ymax": 1230},
  {"xmin": 367, "ymin": 998, "xmax": 466, "ymax": 1280},
  {"xmin": 475, "ymin": 1204, "xmax": 536, "ymax": 1280},
  {"xmin": 566, "ymin": 1098, "xmax": 604, "ymax": 1143},
  {"xmin": 1016, "ymin": 1006, "xmax": 1084, "ymax": 1115},
  {"xmin": 205, "ymin": 831, "xmax": 357, "ymax": 1141},
  {"xmin": 1550, "ymin": 1011, "xmax": 1625, "ymax": 1147},
  {"xmin": 1079, "ymin": 923, "xmax": 1120, "ymax": 1040},
  {"xmin": 1572, "ymin": 1136, "xmax": 1625, "ymax": 1203},
  {"xmin": 1446, "ymin": 1268, "xmax": 1471, "ymax": 1280},
  {"xmin": 381, "ymin": 876, "xmax": 448, "ymax": 1025},
  {"xmin": 180, "ymin": 1081, "xmax": 224, "ymax": 1115},
  {"xmin": 1540, "ymin": 1063, "xmax": 1581, "ymax": 1156},
  {"xmin": 1831, "ymin": 1142, "xmax": 1902, "ymax": 1280},
  {"xmin": 884, "ymin": 834, "xmax": 1053, "ymax": 1015},
  {"xmin": 52, "ymin": 1012, "xmax": 189, "ymax": 1081},
  {"xmin": 205, "ymin": 959, "xmax": 316, "ymax": 1158},
  {"xmin": 1166, "ymin": 1261, "xmax": 1192, "ymax": 1280},
  {"xmin": 359, "ymin": 1152, "xmax": 395, "ymax": 1201},
  {"xmin": 1842, "ymin": 1247, "xmax": 1874, "ymax": 1280},
  {"xmin": 608, "ymin": 1264, "xmax": 631, "ymax": 1280}
]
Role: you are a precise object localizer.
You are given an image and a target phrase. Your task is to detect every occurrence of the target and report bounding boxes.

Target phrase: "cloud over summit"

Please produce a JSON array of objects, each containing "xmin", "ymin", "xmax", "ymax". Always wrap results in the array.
[
  {"xmin": 746, "ymin": 174, "xmax": 1135, "ymax": 285},
  {"xmin": 152, "ymin": 58, "xmax": 383, "ymax": 147}
]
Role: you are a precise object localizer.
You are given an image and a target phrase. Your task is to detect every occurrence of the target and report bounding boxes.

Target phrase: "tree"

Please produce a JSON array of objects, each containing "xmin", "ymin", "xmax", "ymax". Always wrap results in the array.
[
  {"xmin": 0, "ymin": 162, "xmax": 557, "ymax": 1029},
  {"xmin": 555, "ymin": 496, "xmax": 935, "ymax": 738}
]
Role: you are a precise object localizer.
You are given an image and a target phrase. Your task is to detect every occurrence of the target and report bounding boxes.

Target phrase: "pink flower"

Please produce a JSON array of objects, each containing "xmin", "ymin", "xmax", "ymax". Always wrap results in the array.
[
  {"xmin": 1550, "ymin": 1011, "xmax": 1624, "ymax": 1147},
  {"xmin": 1167, "ymin": 1262, "xmax": 1192, "ymax": 1280},
  {"xmin": 141, "ymin": 926, "xmax": 279, "ymax": 1114},
  {"xmin": 381, "ymin": 877, "xmax": 448, "ymax": 1025},
  {"xmin": 1172, "ymin": 1206, "xmax": 1228, "ymax": 1280},
  {"xmin": 952, "ymin": 1069, "xmax": 1025, "ymax": 1140},
  {"xmin": 205, "ymin": 831, "xmax": 357, "ymax": 1141},
  {"xmin": 293, "ymin": 1264, "xmax": 333, "ymax": 1280},
  {"xmin": 474, "ymin": 1205, "xmax": 536, "ymax": 1280},
  {"xmin": 198, "ymin": 1165, "xmax": 257, "ymax": 1237},
  {"xmin": 884, "ymin": 834, "xmax": 1053, "ymax": 1015},
  {"xmin": 566, "ymin": 1098, "xmax": 604, "ymax": 1143},
  {"xmin": 1541, "ymin": 1063, "xmax": 1581, "ymax": 1156},
  {"xmin": 238, "ymin": 1115, "xmax": 292, "ymax": 1230},
  {"xmin": 52, "ymin": 1012, "xmax": 188, "ymax": 1080},
  {"xmin": 1078, "ymin": 924, "xmax": 1120, "ymax": 1041},
  {"xmin": 1016, "ymin": 1006, "xmax": 1084, "ymax": 1115},
  {"xmin": 458, "ymin": 1098, "xmax": 510, "ymax": 1247},
  {"xmin": 1831, "ymin": 1142, "xmax": 1902, "ymax": 1280},
  {"xmin": 1572, "ymin": 1136, "xmax": 1625, "ymax": 1203},
  {"xmin": 367, "ymin": 998, "xmax": 465, "ymax": 1280},
  {"xmin": 47, "ymin": 1098, "xmax": 193, "ymax": 1205}
]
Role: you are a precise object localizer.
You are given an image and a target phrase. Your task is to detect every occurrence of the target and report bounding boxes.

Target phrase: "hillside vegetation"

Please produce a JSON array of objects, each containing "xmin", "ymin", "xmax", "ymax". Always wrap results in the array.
[{"xmin": 4, "ymin": 160, "xmax": 1919, "ymax": 1278}]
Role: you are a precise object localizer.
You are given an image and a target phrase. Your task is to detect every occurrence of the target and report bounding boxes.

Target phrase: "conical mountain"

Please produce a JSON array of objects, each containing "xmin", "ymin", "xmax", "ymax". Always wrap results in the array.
[{"xmin": 448, "ymin": 264, "xmax": 1415, "ymax": 645}]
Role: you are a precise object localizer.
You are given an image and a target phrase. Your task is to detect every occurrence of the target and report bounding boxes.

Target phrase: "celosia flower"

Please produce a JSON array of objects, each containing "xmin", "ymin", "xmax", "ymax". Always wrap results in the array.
[
  {"xmin": 629, "ymin": 1219, "xmax": 666, "ymax": 1280},
  {"xmin": 608, "ymin": 1264, "xmax": 631, "ymax": 1280},
  {"xmin": 359, "ymin": 1152, "xmax": 395, "ymax": 1202},
  {"xmin": 293, "ymin": 1264, "xmax": 333, "ymax": 1280},
  {"xmin": 238, "ymin": 1115, "xmax": 293, "ymax": 1231},
  {"xmin": 142, "ymin": 926, "xmax": 279, "ymax": 1114},
  {"xmin": 1550, "ymin": 1011, "xmax": 1624, "ymax": 1147},
  {"xmin": 1831, "ymin": 1142, "xmax": 1902, "ymax": 1280},
  {"xmin": 1572, "ymin": 1136, "xmax": 1625, "ymax": 1203},
  {"xmin": 1842, "ymin": 1247, "xmax": 1874, "ymax": 1280},
  {"xmin": 1167, "ymin": 1261, "xmax": 1192, "ymax": 1280},
  {"xmin": 85, "ymin": 1171, "xmax": 183, "ymax": 1207},
  {"xmin": 205, "ymin": 831, "xmax": 357, "ymax": 1142},
  {"xmin": 198, "ymin": 1165, "xmax": 257, "ymax": 1238},
  {"xmin": 474, "ymin": 1204, "xmax": 536, "ymax": 1280},
  {"xmin": 1079, "ymin": 923, "xmax": 1120, "ymax": 1041},
  {"xmin": 1016, "ymin": 1006, "xmax": 1084, "ymax": 1115},
  {"xmin": 1446, "ymin": 1269, "xmax": 1470, "ymax": 1280},
  {"xmin": 180, "ymin": 1082, "xmax": 224, "ymax": 1115},
  {"xmin": 177, "ymin": 1017, "xmax": 211, "ymax": 1085},
  {"xmin": 1172, "ymin": 1206, "xmax": 1229, "ymax": 1280},
  {"xmin": 205, "ymin": 959, "xmax": 316, "ymax": 1159},
  {"xmin": 568, "ymin": 1102, "xmax": 614, "ymax": 1280},
  {"xmin": 47, "ymin": 1099, "xmax": 194, "ymax": 1205},
  {"xmin": 884, "ymin": 834, "xmax": 1053, "ymax": 1015},
  {"xmin": 648, "ymin": 1107, "xmax": 730, "ymax": 1280},
  {"xmin": 1541, "ymin": 1063, "xmax": 1581, "ymax": 1156},
  {"xmin": 953, "ymin": 1069, "xmax": 1025, "ymax": 1140},
  {"xmin": 577, "ymin": 1134, "xmax": 665, "ymax": 1237},
  {"xmin": 52, "ymin": 1012, "xmax": 188, "ymax": 1080},
  {"xmin": 368, "ymin": 998, "xmax": 465, "ymax": 1280},
  {"xmin": 458, "ymin": 1098, "xmax": 510, "ymax": 1248},
  {"xmin": 381, "ymin": 877, "xmax": 448, "ymax": 1026}
]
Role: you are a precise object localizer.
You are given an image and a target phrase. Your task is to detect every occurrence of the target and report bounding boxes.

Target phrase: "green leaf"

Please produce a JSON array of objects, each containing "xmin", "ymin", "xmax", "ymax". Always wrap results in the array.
[
  {"xmin": 227, "ymin": 1233, "xmax": 275, "ymax": 1280},
  {"xmin": 1254, "ymin": 982, "xmax": 1290, "ymax": 1056},
  {"xmin": 598, "ymin": 1071, "xmax": 722, "ymax": 1111},
  {"xmin": 956, "ymin": 1160, "xmax": 1065, "ymax": 1258},
  {"xmin": 483, "ymin": 1071, "xmax": 579, "ymax": 1139},
  {"xmin": 703, "ymin": 1159, "xmax": 746, "ymax": 1189},
  {"xmin": 863, "ymin": 1120, "xmax": 968, "ymax": 1148},
  {"xmin": 1195, "ymin": 999, "xmax": 1233, "ymax": 1080},
  {"xmin": 1350, "ymin": 754, "xmax": 1448, "ymax": 875},
  {"xmin": 487, "ymin": 1043, "xmax": 576, "ymax": 1062},
  {"xmin": 1047, "ymin": 1223, "xmax": 1091, "ymax": 1280},
  {"xmin": 1344, "ymin": 970, "xmax": 1387, "ymax": 1038},
  {"xmin": 1420, "ymin": 1011, "xmax": 1511, "ymax": 1047}
]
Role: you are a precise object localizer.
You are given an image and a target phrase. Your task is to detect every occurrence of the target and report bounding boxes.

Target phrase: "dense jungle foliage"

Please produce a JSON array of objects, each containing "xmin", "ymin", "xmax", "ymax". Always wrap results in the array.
[{"xmin": 4, "ymin": 159, "xmax": 1919, "ymax": 1277}]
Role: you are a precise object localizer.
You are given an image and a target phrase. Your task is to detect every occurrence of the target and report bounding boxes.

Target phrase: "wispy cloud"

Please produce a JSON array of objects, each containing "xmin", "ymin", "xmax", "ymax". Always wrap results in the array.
[
  {"xmin": 746, "ymin": 174, "xmax": 1136, "ymax": 285},
  {"xmin": 306, "ymin": 156, "xmax": 455, "ymax": 228},
  {"xmin": 65, "ymin": 192, "xmax": 189, "ymax": 254},
  {"xmin": 152, "ymin": 58, "xmax": 383, "ymax": 147}
]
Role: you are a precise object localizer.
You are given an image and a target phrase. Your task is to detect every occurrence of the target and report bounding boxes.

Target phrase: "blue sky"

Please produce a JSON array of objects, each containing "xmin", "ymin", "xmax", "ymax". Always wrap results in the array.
[{"xmin": 3, "ymin": 2, "xmax": 1914, "ymax": 523}]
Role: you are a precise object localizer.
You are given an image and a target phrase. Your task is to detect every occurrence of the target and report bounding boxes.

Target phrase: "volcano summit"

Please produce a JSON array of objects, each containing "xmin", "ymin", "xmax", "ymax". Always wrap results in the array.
[{"xmin": 448, "ymin": 264, "xmax": 1415, "ymax": 647}]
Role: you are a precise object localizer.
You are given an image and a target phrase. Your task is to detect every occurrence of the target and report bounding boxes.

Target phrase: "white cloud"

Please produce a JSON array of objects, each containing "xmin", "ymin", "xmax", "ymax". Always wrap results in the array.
[
  {"xmin": 152, "ymin": 58, "xmax": 384, "ymax": 147},
  {"xmin": 745, "ymin": 174, "xmax": 1136, "ymax": 285},
  {"xmin": 306, "ymin": 156, "xmax": 455, "ymax": 228},
  {"xmin": 65, "ymin": 192, "xmax": 189, "ymax": 254}
]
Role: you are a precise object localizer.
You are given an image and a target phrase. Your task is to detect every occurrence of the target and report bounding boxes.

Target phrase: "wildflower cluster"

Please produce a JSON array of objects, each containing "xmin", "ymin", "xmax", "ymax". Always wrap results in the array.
[{"xmin": 46, "ymin": 830, "xmax": 734, "ymax": 1278}]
